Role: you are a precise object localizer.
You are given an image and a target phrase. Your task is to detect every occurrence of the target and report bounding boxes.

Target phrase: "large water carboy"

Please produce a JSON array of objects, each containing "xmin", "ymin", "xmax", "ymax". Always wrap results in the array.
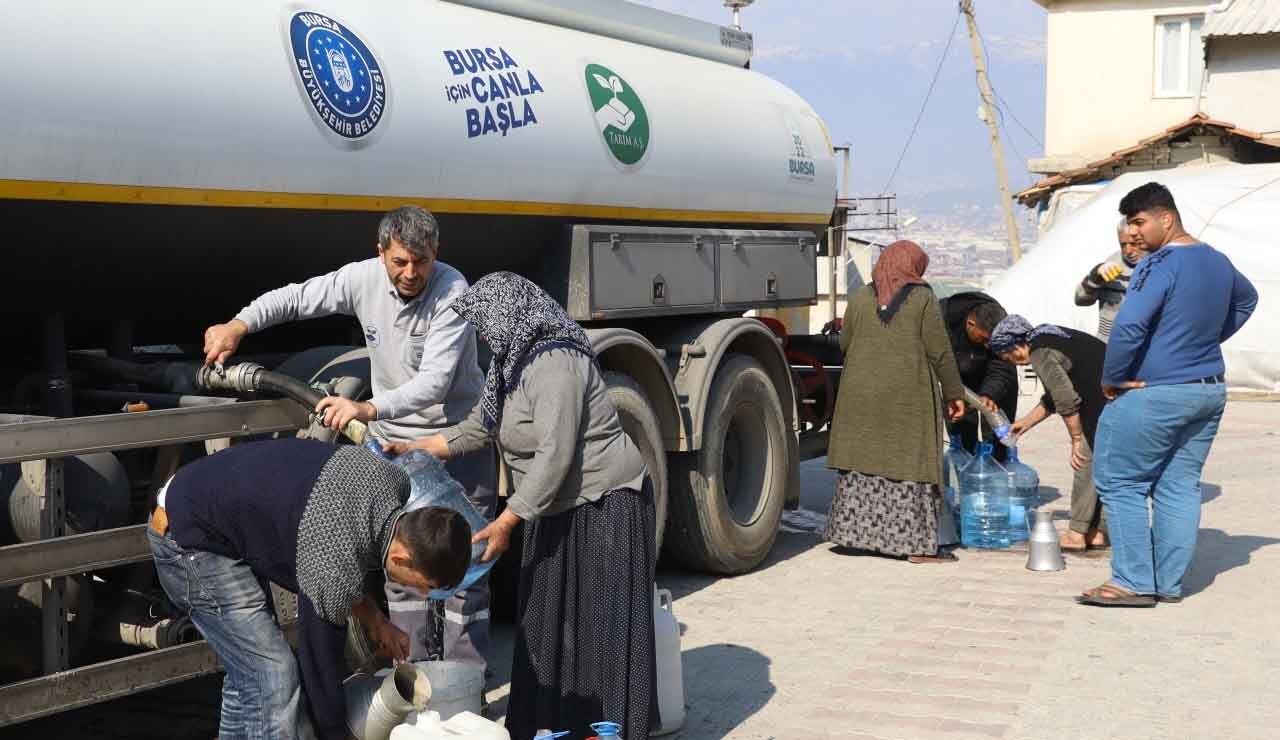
[
  {"xmin": 1003, "ymin": 446, "xmax": 1040, "ymax": 543},
  {"xmin": 960, "ymin": 443, "xmax": 1011, "ymax": 549},
  {"xmin": 942, "ymin": 433, "xmax": 973, "ymax": 531},
  {"xmin": 652, "ymin": 588, "xmax": 685, "ymax": 735}
]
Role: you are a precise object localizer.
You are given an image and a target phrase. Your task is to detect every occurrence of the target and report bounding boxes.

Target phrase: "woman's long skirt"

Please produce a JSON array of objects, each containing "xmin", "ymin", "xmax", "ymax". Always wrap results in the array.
[
  {"xmin": 822, "ymin": 470, "xmax": 941, "ymax": 557},
  {"xmin": 505, "ymin": 484, "xmax": 658, "ymax": 740}
]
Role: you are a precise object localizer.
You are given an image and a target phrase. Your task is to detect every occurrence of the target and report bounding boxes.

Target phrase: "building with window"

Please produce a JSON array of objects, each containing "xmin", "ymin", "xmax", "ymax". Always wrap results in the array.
[{"xmin": 1021, "ymin": 0, "xmax": 1280, "ymax": 227}]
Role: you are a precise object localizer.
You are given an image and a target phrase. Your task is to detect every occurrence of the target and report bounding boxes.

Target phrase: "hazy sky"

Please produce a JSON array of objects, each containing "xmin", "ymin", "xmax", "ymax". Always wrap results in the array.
[{"xmin": 635, "ymin": 1, "xmax": 1049, "ymax": 216}]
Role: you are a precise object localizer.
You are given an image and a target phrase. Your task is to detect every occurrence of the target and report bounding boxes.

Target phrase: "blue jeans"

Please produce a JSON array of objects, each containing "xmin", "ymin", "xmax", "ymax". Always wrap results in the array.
[
  {"xmin": 1093, "ymin": 383, "xmax": 1226, "ymax": 597},
  {"xmin": 148, "ymin": 526, "xmax": 315, "ymax": 740}
]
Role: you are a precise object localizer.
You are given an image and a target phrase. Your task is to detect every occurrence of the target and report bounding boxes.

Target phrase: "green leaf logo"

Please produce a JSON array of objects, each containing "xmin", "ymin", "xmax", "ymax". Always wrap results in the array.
[{"xmin": 585, "ymin": 64, "xmax": 649, "ymax": 166}]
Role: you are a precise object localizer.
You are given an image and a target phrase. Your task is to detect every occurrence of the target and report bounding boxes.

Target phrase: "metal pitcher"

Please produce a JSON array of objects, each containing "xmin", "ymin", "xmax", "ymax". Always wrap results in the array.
[
  {"xmin": 344, "ymin": 663, "xmax": 432, "ymax": 740},
  {"xmin": 1026, "ymin": 509, "xmax": 1065, "ymax": 572}
]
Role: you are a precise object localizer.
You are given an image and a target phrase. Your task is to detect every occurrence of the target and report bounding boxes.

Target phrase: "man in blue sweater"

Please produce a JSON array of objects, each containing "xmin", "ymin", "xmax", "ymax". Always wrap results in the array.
[
  {"xmin": 147, "ymin": 438, "xmax": 471, "ymax": 739},
  {"xmin": 1080, "ymin": 182, "xmax": 1257, "ymax": 607}
]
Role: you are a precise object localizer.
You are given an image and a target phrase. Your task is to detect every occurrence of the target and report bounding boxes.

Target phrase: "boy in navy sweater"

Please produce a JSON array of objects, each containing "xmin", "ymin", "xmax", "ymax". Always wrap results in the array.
[
  {"xmin": 147, "ymin": 438, "xmax": 471, "ymax": 740},
  {"xmin": 1081, "ymin": 182, "xmax": 1257, "ymax": 608}
]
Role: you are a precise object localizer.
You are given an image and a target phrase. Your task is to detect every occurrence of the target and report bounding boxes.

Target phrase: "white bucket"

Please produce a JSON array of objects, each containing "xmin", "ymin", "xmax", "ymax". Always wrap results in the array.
[
  {"xmin": 412, "ymin": 660, "xmax": 486, "ymax": 721},
  {"xmin": 651, "ymin": 588, "xmax": 685, "ymax": 736}
]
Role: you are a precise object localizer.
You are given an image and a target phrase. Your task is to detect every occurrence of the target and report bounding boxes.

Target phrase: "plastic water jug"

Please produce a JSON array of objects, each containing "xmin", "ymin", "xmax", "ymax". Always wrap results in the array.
[
  {"xmin": 364, "ymin": 440, "xmax": 496, "ymax": 600},
  {"xmin": 1003, "ymin": 447, "xmax": 1040, "ymax": 543},
  {"xmin": 587, "ymin": 722, "xmax": 622, "ymax": 739},
  {"xmin": 652, "ymin": 588, "xmax": 685, "ymax": 736},
  {"xmin": 942, "ymin": 433, "xmax": 973, "ymax": 532},
  {"xmin": 389, "ymin": 710, "xmax": 511, "ymax": 740},
  {"xmin": 960, "ymin": 443, "xmax": 1011, "ymax": 549}
]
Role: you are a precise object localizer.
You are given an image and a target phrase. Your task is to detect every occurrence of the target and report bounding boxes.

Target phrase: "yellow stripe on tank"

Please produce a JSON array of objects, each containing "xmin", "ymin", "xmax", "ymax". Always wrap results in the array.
[{"xmin": 0, "ymin": 179, "xmax": 829, "ymax": 225}]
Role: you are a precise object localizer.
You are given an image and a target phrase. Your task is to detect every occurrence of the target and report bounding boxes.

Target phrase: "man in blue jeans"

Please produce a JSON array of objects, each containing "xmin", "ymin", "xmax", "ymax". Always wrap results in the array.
[
  {"xmin": 147, "ymin": 438, "xmax": 471, "ymax": 739},
  {"xmin": 1080, "ymin": 182, "xmax": 1257, "ymax": 607}
]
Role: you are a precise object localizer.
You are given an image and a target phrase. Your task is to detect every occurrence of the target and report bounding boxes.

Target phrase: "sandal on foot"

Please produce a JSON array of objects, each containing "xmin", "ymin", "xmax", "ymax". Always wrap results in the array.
[
  {"xmin": 1060, "ymin": 534, "xmax": 1089, "ymax": 553},
  {"xmin": 1076, "ymin": 583, "xmax": 1155, "ymax": 608},
  {"xmin": 908, "ymin": 552, "xmax": 958, "ymax": 564},
  {"xmin": 1156, "ymin": 594, "xmax": 1183, "ymax": 604}
]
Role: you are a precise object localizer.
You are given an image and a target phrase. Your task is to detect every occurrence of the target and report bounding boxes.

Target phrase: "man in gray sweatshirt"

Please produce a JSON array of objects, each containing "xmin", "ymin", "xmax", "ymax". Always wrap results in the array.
[
  {"xmin": 1075, "ymin": 219, "xmax": 1145, "ymax": 341},
  {"xmin": 202, "ymin": 205, "xmax": 493, "ymax": 669}
]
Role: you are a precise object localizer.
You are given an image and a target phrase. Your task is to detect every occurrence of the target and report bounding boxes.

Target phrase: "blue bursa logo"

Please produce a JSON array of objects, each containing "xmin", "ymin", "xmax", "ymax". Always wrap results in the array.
[{"xmin": 289, "ymin": 12, "xmax": 387, "ymax": 142}]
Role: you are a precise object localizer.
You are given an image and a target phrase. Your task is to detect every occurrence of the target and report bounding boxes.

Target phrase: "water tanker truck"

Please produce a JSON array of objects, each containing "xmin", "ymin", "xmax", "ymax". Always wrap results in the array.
[{"xmin": 0, "ymin": 0, "xmax": 844, "ymax": 722}]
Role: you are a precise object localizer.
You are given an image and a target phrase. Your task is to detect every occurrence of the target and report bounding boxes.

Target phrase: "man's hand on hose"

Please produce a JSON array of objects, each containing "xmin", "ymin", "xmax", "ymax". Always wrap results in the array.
[
  {"xmin": 314, "ymin": 397, "xmax": 376, "ymax": 431},
  {"xmin": 947, "ymin": 399, "xmax": 966, "ymax": 422},
  {"xmin": 202, "ymin": 320, "xmax": 249, "ymax": 366}
]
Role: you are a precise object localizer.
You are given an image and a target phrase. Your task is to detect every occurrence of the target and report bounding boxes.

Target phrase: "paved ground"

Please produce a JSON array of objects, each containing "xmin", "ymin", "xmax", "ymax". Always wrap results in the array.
[{"xmin": 6, "ymin": 401, "xmax": 1277, "ymax": 739}]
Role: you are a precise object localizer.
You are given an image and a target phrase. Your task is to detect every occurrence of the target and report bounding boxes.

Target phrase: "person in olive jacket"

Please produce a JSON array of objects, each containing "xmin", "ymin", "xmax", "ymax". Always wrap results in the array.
[{"xmin": 939, "ymin": 291, "xmax": 1019, "ymax": 461}]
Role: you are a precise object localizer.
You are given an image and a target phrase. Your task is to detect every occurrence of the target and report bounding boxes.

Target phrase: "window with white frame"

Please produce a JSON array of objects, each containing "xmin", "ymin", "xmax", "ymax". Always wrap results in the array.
[{"xmin": 1155, "ymin": 15, "xmax": 1205, "ymax": 97}]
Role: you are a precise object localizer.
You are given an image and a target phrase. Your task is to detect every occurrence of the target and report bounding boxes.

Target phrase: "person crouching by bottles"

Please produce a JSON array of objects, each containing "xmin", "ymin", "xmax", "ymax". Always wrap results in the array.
[
  {"xmin": 824, "ymin": 240, "xmax": 967, "ymax": 564},
  {"xmin": 384, "ymin": 272, "xmax": 656, "ymax": 740},
  {"xmin": 987, "ymin": 315, "xmax": 1109, "ymax": 552}
]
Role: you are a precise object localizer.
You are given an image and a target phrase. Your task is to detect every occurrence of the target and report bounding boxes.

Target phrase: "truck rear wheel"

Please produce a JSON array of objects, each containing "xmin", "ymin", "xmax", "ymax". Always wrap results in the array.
[
  {"xmin": 667, "ymin": 354, "xmax": 788, "ymax": 574},
  {"xmin": 603, "ymin": 372, "xmax": 668, "ymax": 555}
]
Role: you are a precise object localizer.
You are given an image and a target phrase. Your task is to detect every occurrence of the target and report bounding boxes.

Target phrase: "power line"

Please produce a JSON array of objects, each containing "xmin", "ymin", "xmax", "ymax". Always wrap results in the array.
[{"xmin": 880, "ymin": 10, "xmax": 962, "ymax": 196}]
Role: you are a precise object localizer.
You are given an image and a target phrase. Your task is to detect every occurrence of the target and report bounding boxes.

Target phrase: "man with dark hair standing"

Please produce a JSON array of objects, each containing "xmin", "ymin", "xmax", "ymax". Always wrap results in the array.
[
  {"xmin": 940, "ymin": 291, "xmax": 1018, "ymax": 461},
  {"xmin": 147, "ymin": 438, "xmax": 472, "ymax": 739},
  {"xmin": 1081, "ymin": 182, "xmax": 1257, "ymax": 607},
  {"xmin": 201, "ymin": 205, "xmax": 494, "ymax": 667},
  {"xmin": 1075, "ymin": 218, "xmax": 1146, "ymax": 341}
]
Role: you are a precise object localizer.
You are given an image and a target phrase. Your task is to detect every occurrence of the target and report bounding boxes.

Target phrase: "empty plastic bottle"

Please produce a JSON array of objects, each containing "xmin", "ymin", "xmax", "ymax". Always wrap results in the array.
[
  {"xmin": 364, "ymin": 439, "xmax": 495, "ymax": 600},
  {"xmin": 961, "ymin": 387, "xmax": 1017, "ymax": 446},
  {"xmin": 942, "ymin": 433, "xmax": 973, "ymax": 533},
  {"xmin": 1003, "ymin": 446, "xmax": 1040, "ymax": 543},
  {"xmin": 960, "ymin": 443, "xmax": 1012, "ymax": 549}
]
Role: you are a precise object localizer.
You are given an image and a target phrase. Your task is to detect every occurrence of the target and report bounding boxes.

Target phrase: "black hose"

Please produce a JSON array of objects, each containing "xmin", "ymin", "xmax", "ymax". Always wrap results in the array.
[{"xmin": 256, "ymin": 371, "xmax": 326, "ymax": 409}]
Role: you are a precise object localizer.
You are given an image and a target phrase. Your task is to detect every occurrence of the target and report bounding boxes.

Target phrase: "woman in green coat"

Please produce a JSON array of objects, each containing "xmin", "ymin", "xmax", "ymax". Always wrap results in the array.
[{"xmin": 824, "ymin": 240, "xmax": 967, "ymax": 563}]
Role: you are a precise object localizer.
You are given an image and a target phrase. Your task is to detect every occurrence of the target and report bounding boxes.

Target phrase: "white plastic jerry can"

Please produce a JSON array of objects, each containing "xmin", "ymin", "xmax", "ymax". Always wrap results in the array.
[
  {"xmin": 651, "ymin": 588, "xmax": 685, "ymax": 736},
  {"xmin": 389, "ymin": 710, "xmax": 511, "ymax": 740}
]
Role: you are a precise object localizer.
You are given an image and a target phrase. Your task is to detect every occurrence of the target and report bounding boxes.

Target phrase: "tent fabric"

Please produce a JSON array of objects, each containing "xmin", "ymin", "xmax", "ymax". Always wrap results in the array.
[{"xmin": 991, "ymin": 162, "xmax": 1280, "ymax": 393}]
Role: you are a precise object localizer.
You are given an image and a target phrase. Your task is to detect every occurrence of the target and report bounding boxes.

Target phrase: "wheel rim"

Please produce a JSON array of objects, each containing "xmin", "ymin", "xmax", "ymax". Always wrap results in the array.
[{"xmin": 722, "ymin": 401, "xmax": 771, "ymax": 526}]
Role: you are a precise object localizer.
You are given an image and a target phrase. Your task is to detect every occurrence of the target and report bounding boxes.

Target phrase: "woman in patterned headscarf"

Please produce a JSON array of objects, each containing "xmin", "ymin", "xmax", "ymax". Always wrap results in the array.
[
  {"xmin": 386, "ymin": 272, "xmax": 656, "ymax": 739},
  {"xmin": 989, "ymin": 314, "xmax": 1111, "ymax": 551},
  {"xmin": 824, "ymin": 241, "xmax": 967, "ymax": 564}
]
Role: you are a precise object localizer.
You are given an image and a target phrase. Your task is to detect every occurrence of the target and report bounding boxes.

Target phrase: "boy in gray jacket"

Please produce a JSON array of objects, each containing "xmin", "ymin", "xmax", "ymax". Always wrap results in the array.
[
  {"xmin": 201, "ymin": 206, "xmax": 493, "ymax": 669},
  {"xmin": 1075, "ymin": 218, "xmax": 1145, "ymax": 341}
]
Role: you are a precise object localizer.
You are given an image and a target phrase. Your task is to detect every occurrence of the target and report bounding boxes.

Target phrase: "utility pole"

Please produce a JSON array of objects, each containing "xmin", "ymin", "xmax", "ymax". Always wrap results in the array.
[{"xmin": 960, "ymin": 0, "xmax": 1023, "ymax": 263}]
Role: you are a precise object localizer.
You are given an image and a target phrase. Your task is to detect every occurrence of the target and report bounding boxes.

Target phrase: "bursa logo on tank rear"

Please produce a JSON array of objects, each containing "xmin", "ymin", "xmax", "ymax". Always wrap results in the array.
[{"xmin": 284, "ymin": 10, "xmax": 388, "ymax": 148}]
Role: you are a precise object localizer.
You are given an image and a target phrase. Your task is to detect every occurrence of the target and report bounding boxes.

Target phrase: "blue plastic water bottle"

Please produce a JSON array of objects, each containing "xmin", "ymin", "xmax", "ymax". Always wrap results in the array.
[
  {"xmin": 1003, "ymin": 446, "xmax": 1040, "ymax": 543},
  {"xmin": 943, "ymin": 434, "xmax": 973, "ymax": 533},
  {"xmin": 364, "ymin": 438, "xmax": 495, "ymax": 600},
  {"xmin": 960, "ymin": 443, "xmax": 1012, "ymax": 549}
]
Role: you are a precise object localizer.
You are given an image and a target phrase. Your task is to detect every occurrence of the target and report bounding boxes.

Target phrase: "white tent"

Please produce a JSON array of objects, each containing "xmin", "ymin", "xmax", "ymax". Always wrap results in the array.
[{"xmin": 990, "ymin": 162, "xmax": 1280, "ymax": 393}]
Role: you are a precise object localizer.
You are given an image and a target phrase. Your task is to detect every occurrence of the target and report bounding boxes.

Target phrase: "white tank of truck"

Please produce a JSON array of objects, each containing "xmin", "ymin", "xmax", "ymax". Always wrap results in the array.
[{"xmin": 0, "ymin": 0, "xmax": 835, "ymax": 343}]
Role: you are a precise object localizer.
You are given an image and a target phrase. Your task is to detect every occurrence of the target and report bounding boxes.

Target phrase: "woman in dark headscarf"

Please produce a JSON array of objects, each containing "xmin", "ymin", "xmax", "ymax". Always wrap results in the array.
[
  {"xmin": 988, "ymin": 314, "xmax": 1110, "ymax": 551},
  {"xmin": 386, "ymin": 272, "xmax": 655, "ymax": 738},
  {"xmin": 824, "ymin": 241, "xmax": 967, "ymax": 563}
]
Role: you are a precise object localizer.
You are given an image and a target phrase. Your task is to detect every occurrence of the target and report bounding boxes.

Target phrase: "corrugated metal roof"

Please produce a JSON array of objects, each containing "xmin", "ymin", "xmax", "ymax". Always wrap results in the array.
[{"xmin": 1203, "ymin": 0, "xmax": 1280, "ymax": 38}]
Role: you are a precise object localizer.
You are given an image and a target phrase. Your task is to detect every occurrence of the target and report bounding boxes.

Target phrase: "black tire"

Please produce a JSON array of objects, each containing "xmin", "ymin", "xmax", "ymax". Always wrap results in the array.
[
  {"xmin": 667, "ymin": 354, "xmax": 789, "ymax": 574},
  {"xmin": 603, "ymin": 371, "xmax": 669, "ymax": 555}
]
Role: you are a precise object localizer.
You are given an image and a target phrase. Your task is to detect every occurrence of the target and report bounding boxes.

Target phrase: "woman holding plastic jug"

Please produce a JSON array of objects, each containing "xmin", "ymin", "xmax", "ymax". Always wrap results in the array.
[
  {"xmin": 824, "ymin": 241, "xmax": 967, "ymax": 564},
  {"xmin": 385, "ymin": 273, "xmax": 656, "ymax": 740},
  {"xmin": 988, "ymin": 315, "xmax": 1110, "ymax": 551}
]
